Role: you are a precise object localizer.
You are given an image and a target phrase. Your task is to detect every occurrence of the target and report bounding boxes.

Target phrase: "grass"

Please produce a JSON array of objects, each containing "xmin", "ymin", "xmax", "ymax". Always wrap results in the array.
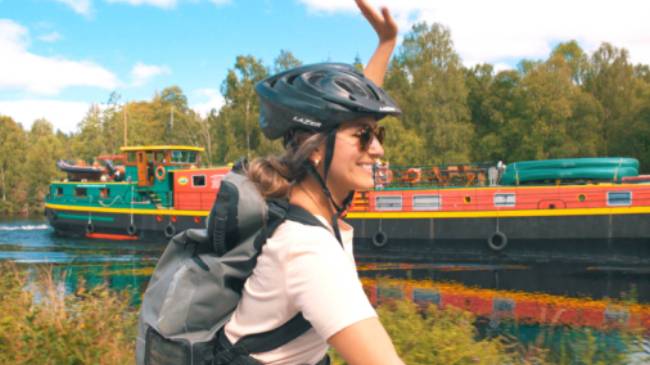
[{"xmin": 0, "ymin": 262, "xmax": 647, "ymax": 365}]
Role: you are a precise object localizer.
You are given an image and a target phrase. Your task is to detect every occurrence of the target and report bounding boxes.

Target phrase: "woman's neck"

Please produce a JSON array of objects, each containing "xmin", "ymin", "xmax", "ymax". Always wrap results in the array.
[{"xmin": 290, "ymin": 177, "xmax": 336, "ymax": 225}]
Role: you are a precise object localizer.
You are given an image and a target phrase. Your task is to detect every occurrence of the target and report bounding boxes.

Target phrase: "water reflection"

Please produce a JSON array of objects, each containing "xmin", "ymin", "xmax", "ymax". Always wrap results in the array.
[
  {"xmin": 1, "ymin": 217, "xmax": 649, "ymax": 362},
  {"xmin": 356, "ymin": 261, "xmax": 650, "ymax": 303}
]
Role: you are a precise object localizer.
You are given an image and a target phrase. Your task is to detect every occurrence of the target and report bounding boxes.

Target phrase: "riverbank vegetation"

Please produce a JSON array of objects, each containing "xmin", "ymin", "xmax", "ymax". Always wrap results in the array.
[
  {"xmin": 2, "ymin": 21, "xmax": 650, "ymax": 215},
  {"xmin": 1, "ymin": 263, "xmax": 647, "ymax": 364}
]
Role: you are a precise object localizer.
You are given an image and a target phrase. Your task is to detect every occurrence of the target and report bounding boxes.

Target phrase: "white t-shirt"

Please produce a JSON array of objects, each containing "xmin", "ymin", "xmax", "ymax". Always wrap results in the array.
[{"xmin": 224, "ymin": 216, "xmax": 376, "ymax": 365}]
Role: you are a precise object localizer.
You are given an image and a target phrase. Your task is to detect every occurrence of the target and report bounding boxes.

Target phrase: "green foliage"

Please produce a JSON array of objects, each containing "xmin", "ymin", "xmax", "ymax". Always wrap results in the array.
[
  {"xmin": 330, "ymin": 300, "xmax": 527, "ymax": 365},
  {"xmin": 386, "ymin": 22, "xmax": 474, "ymax": 164},
  {"xmin": 0, "ymin": 263, "xmax": 138, "ymax": 364},
  {"xmin": 0, "ymin": 115, "xmax": 27, "ymax": 214}
]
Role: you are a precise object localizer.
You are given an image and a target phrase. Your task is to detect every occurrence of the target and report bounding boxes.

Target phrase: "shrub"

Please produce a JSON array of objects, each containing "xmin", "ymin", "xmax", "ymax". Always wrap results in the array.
[{"xmin": 0, "ymin": 262, "xmax": 138, "ymax": 364}]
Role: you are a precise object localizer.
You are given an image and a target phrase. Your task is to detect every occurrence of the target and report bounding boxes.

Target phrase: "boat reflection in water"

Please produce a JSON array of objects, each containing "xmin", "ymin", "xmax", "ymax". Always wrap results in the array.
[{"xmin": 356, "ymin": 261, "xmax": 650, "ymax": 331}]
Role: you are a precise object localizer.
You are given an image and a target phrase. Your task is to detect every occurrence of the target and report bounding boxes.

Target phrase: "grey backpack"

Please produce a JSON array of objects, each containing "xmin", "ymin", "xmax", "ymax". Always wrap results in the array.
[{"xmin": 136, "ymin": 168, "xmax": 327, "ymax": 365}]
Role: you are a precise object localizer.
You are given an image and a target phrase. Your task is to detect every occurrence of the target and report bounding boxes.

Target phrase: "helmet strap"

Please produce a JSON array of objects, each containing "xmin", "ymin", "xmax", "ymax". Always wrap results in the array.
[{"xmin": 303, "ymin": 129, "xmax": 354, "ymax": 245}]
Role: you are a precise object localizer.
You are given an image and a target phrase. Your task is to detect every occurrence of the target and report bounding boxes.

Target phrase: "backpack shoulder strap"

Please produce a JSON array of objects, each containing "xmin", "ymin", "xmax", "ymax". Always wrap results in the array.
[
  {"xmin": 223, "ymin": 204, "xmax": 331, "ymax": 357},
  {"xmin": 286, "ymin": 204, "xmax": 329, "ymax": 231}
]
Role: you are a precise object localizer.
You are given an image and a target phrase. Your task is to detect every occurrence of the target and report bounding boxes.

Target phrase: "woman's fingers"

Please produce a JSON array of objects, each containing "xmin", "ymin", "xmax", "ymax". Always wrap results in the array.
[{"xmin": 355, "ymin": 0, "xmax": 397, "ymax": 41}]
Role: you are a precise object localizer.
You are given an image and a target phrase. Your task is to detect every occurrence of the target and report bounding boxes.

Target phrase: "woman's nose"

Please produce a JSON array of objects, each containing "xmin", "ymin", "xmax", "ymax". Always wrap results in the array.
[{"xmin": 368, "ymin": 135, "xmax": 384, "ymax": 158}]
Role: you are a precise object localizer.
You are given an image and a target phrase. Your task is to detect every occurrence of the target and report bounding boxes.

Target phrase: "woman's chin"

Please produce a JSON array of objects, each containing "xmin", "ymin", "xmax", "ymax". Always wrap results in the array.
[{"xmin": 353, "ymin": 177, "xmax": 375, "ymax": 190}]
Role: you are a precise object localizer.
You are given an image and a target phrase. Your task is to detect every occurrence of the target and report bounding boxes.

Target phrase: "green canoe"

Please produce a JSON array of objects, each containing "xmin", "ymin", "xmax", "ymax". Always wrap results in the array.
[{"xmin": 500, "ymin": 158, "xmax": 639, "ymax": 185}]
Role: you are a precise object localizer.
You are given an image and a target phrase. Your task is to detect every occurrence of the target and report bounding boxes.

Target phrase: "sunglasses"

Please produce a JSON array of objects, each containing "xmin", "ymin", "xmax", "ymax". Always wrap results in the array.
[{"xmin": 352, "ymin": 125, "xmax": 385, "ymax": 151}]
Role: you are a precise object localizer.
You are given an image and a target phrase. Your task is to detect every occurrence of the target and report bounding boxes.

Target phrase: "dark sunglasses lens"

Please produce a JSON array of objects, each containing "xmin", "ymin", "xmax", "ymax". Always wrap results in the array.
[
  {"xmin": 357, "ymin": 125, "xmax": 385, "ymax": 150},
  {"xmin": 359, "ymin": 126, "xmax": 373, "ymax": 150}
]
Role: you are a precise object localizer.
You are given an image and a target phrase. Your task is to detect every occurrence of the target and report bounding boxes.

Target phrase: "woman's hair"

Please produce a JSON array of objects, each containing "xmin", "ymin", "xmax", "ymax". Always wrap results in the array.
[{"xmin": 247, "ymin": 130, "xmax": 327, "ymax": 198}]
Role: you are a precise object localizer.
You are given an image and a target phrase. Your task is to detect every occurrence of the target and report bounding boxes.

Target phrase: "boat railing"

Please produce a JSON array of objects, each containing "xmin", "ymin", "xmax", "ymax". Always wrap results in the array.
[{"xmin": 373, "ymin": 163, "xmax": 496, "ymax": 190}]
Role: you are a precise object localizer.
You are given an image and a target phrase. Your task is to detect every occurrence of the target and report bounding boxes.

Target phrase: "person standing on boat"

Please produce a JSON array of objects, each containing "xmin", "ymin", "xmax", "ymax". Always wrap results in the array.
[{"xmin": 221, "ymin": 1, "xmax": 406, "ymax": 364}]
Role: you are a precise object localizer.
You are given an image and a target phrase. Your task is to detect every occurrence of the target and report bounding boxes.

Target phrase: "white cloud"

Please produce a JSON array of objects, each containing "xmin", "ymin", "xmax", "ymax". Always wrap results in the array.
[
  {"xmin": 130, "ymin": 62, "xmax": 171, "ymax": 86},
  {"xmin": 106, "ymin": 0, "xmax": 177, "ymax": 9},
  {"xmin": 190, "ymin": 88, "xmax": 224, "ymax": 116},
  {"xmin": 298, "ymin": 0, "xmax": 650, "ymax": 66},
  {"xmin": 38, "ymin": 31, "xmax": 62, "ymax": 43},
  {"xmin": 0, "ymin": 99, "xmax": 91, "ymax": 133},
  {"xmin": 0, "ymin": 19, "xmax": 118, "ymax": 95},
  {"xmin": 53, "ymin": 0, "xmax": 92, "ymax": 16}
]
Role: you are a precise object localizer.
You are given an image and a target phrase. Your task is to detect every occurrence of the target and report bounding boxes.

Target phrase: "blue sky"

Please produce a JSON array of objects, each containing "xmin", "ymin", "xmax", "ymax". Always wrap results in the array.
[{"xmin": 1, "ymin": 0, "xmax": 649, "ymax": 133}]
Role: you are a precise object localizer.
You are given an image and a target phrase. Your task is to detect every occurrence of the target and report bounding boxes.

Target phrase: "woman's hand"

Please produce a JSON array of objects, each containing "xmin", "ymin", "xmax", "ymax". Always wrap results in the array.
[
  {"xmin": 356, "ymin": 0, "xmax": 398, "ymax": 86},
  {"xmin": 355, "ymin": 0, "xmax": 398, "ymax": 43}
]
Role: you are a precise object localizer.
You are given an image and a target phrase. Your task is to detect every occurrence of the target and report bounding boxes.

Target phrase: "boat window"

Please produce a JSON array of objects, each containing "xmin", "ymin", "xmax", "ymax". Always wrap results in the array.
[
  {"xmin": 607, "ymin": 191, "xmax": 632, "ymax": 206},
  {"xmin": 75, "ymin": 187, "xmax": 87, "ymax": 197},
  {"xmin": 188, "ymin": 152, "xmax": 197, "ymax": 163},
  {"xmin": 171, "ymin": 151, "xmax": 182, "ymax": 163},
  {"xmin": 494, "ymin": 193, "xmax": 516, "ymax": 207},
  {"xmin": 192, "ymin": 175, "xmax": 206, "ymax": 187},
  {"xmin": 127, "ymin": 152, "xmax": 136, "ymax": 163},
  {"xmin": 171, "ymin": 150, "xmax": 195, "ymax": 164},
  {"xmin": 56, "ymin": 187, "xmax": 63, "ymax": 196},
  {"xmin": 375, "ymin": 195, "xmax": 402, "ymax": 210},
  {"xmin": 413, "ymin": 195, "xmax": 441, "ymax": 210},
  {"xmin": 100, "ymin": 188, "xmax": 110, "ymax": 198}
]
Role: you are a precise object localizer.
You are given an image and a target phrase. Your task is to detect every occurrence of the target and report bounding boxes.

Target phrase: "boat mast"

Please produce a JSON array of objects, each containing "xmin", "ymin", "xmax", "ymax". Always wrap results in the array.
[{"xmin": 123, "ymin": 103, "xmax": 128, "ymax": 146}]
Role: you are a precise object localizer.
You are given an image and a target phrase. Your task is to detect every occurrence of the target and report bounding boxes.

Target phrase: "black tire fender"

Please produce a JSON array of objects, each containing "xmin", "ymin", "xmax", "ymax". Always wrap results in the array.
[
  {"xmin": 372, "ymin": 230, "xmax": 388, "ymax": 248},
  {"xmin": 164, "ymin": 223, "xmax": 176, "ymax": 238},
  {"xmin": 488, "ymin": 231, "xmax": 508, "ymax": 251},
  {"xmin": 85, "ymin": 222, "xmax": 94, "ymax": 234},
  {"xmin": 127, "ymin": 223, "xmax": 138, "ymax": 236}
]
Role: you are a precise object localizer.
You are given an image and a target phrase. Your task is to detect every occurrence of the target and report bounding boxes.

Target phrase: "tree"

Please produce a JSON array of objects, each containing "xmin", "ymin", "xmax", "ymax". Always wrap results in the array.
[
  {"xmin": 385, "ymin": 22, "xmax": 474, "ymax": 164},
  {"xmin": 583, "ymin": 43, "xmax": 639, "ymax": 155},
  {"xmin": 72, "ymin": 105, "xmax": 107, "ymax": 162},
  {"xmin": 0, "ymin": 116, "xmax": 26, "ymax": 213},
  {"xmin": 551, "ymin": 41, "xmax": 589, "ymax": 85},
  {"xmin": 273, "ymin": 50, "xmax": 302, "ymax": 73},
  {"xmin": 214, "ymin": 55, "xmax": 270, "ymax": 162},
  {"xmin": 24, "ymin": 119, "xmax": 64, "ymax": 214}
]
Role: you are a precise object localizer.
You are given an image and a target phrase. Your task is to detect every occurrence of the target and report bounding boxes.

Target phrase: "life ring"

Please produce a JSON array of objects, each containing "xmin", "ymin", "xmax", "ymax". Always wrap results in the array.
[
  {"xmin": 127, "ymin": 223, "xmax": 138, "ymax": 236},
  {"xmin": 155, "ymin": 165, "xmax": 166, "ymax": 181},
  {"xmin": 372, "ymin": 230, "xmax": 388, "ymax": 248},
  {"xmin": 85, "ymin": 222, "xmax": 94, "ymax": 234},
  {"xmin": 488, "ymin": 231, "xmax": 508, "ymax": 251},
  {"xmin": 164, "ymin": 223, "xmax": 176, "ymax": 238},
  {"xmin": 403, "ymin": 168, "xmax": 422, "ymax": 185}
]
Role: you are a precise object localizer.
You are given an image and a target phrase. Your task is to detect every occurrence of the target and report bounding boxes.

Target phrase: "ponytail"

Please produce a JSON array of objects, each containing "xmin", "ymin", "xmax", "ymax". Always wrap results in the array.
[{"xmin": 247, "ymin": 131, "xmax": 327, "ymax": 198}]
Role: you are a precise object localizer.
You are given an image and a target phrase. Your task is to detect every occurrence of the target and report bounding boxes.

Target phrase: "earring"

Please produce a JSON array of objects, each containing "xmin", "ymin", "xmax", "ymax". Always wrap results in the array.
[{"xmin": 313, "ymin": 159, "xmax": 320, "ymax": 167}]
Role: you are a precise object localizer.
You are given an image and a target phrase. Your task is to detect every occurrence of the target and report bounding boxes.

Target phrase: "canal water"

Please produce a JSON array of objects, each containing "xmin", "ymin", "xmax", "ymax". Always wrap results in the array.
[{"xmin": 1, "ymin": 216, "xmax": 649, "ymax": 364}]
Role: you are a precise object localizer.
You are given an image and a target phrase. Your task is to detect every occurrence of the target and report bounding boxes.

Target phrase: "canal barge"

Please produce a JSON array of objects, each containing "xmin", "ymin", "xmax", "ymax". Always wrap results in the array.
[
  {"xmin": 45, "ymin": 146, "xmax": 229, "ymax": 241},
  {"xmin": 45, "ymin": 147, "xmax": 650, "ymax": 265},
  {"xmin": 349, "ymin": 159, "xmax": 650, "ymax": 265}
]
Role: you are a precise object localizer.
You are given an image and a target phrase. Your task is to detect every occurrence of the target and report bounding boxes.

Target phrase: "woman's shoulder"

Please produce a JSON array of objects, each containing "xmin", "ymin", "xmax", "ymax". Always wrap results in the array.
[{"xmin": 265, "ymin": 218, "xmax": 341, "ymax": 255}]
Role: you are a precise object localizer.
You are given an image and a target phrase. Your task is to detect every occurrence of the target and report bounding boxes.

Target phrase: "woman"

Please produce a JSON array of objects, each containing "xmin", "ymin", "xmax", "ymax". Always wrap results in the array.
[{"xmin": 224, "ymin": 1, "xmax": 405, "ymax": 364}]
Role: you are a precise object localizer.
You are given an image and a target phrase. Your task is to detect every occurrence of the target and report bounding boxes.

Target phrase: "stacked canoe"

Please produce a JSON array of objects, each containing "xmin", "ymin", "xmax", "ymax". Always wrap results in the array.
[{"xmin": 500, "ymin": 157, "xmax": 639, "ymax": 185}]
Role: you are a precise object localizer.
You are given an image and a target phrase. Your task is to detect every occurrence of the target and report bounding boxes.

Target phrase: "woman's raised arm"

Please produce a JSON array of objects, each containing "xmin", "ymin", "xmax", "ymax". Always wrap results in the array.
[{"xmin": 355, "ymin": 0, "xmax": 398, "ymax": 86}]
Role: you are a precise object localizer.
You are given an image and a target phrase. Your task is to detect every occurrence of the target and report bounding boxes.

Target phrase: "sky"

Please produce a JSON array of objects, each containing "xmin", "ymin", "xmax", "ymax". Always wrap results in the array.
[{"xmin": 1, "ymin": 0, "xmax": 649, "ymax": 134}]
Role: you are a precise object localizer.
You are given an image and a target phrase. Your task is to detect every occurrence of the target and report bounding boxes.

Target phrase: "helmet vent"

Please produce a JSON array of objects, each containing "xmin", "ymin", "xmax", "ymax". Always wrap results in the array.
[
  {"xmin": 287, "ymin": 74, "xmax": 300, "ymax": 85},
  {"xmin": 335, "ymin": 80, "xmax": 354, "ymax": 94}
]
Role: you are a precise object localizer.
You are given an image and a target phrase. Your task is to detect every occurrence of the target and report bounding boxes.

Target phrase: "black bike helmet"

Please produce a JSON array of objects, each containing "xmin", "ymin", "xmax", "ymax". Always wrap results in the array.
[{"xmin": 256, "ymin": 63, "xmax": 401, "ymax": 140}]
